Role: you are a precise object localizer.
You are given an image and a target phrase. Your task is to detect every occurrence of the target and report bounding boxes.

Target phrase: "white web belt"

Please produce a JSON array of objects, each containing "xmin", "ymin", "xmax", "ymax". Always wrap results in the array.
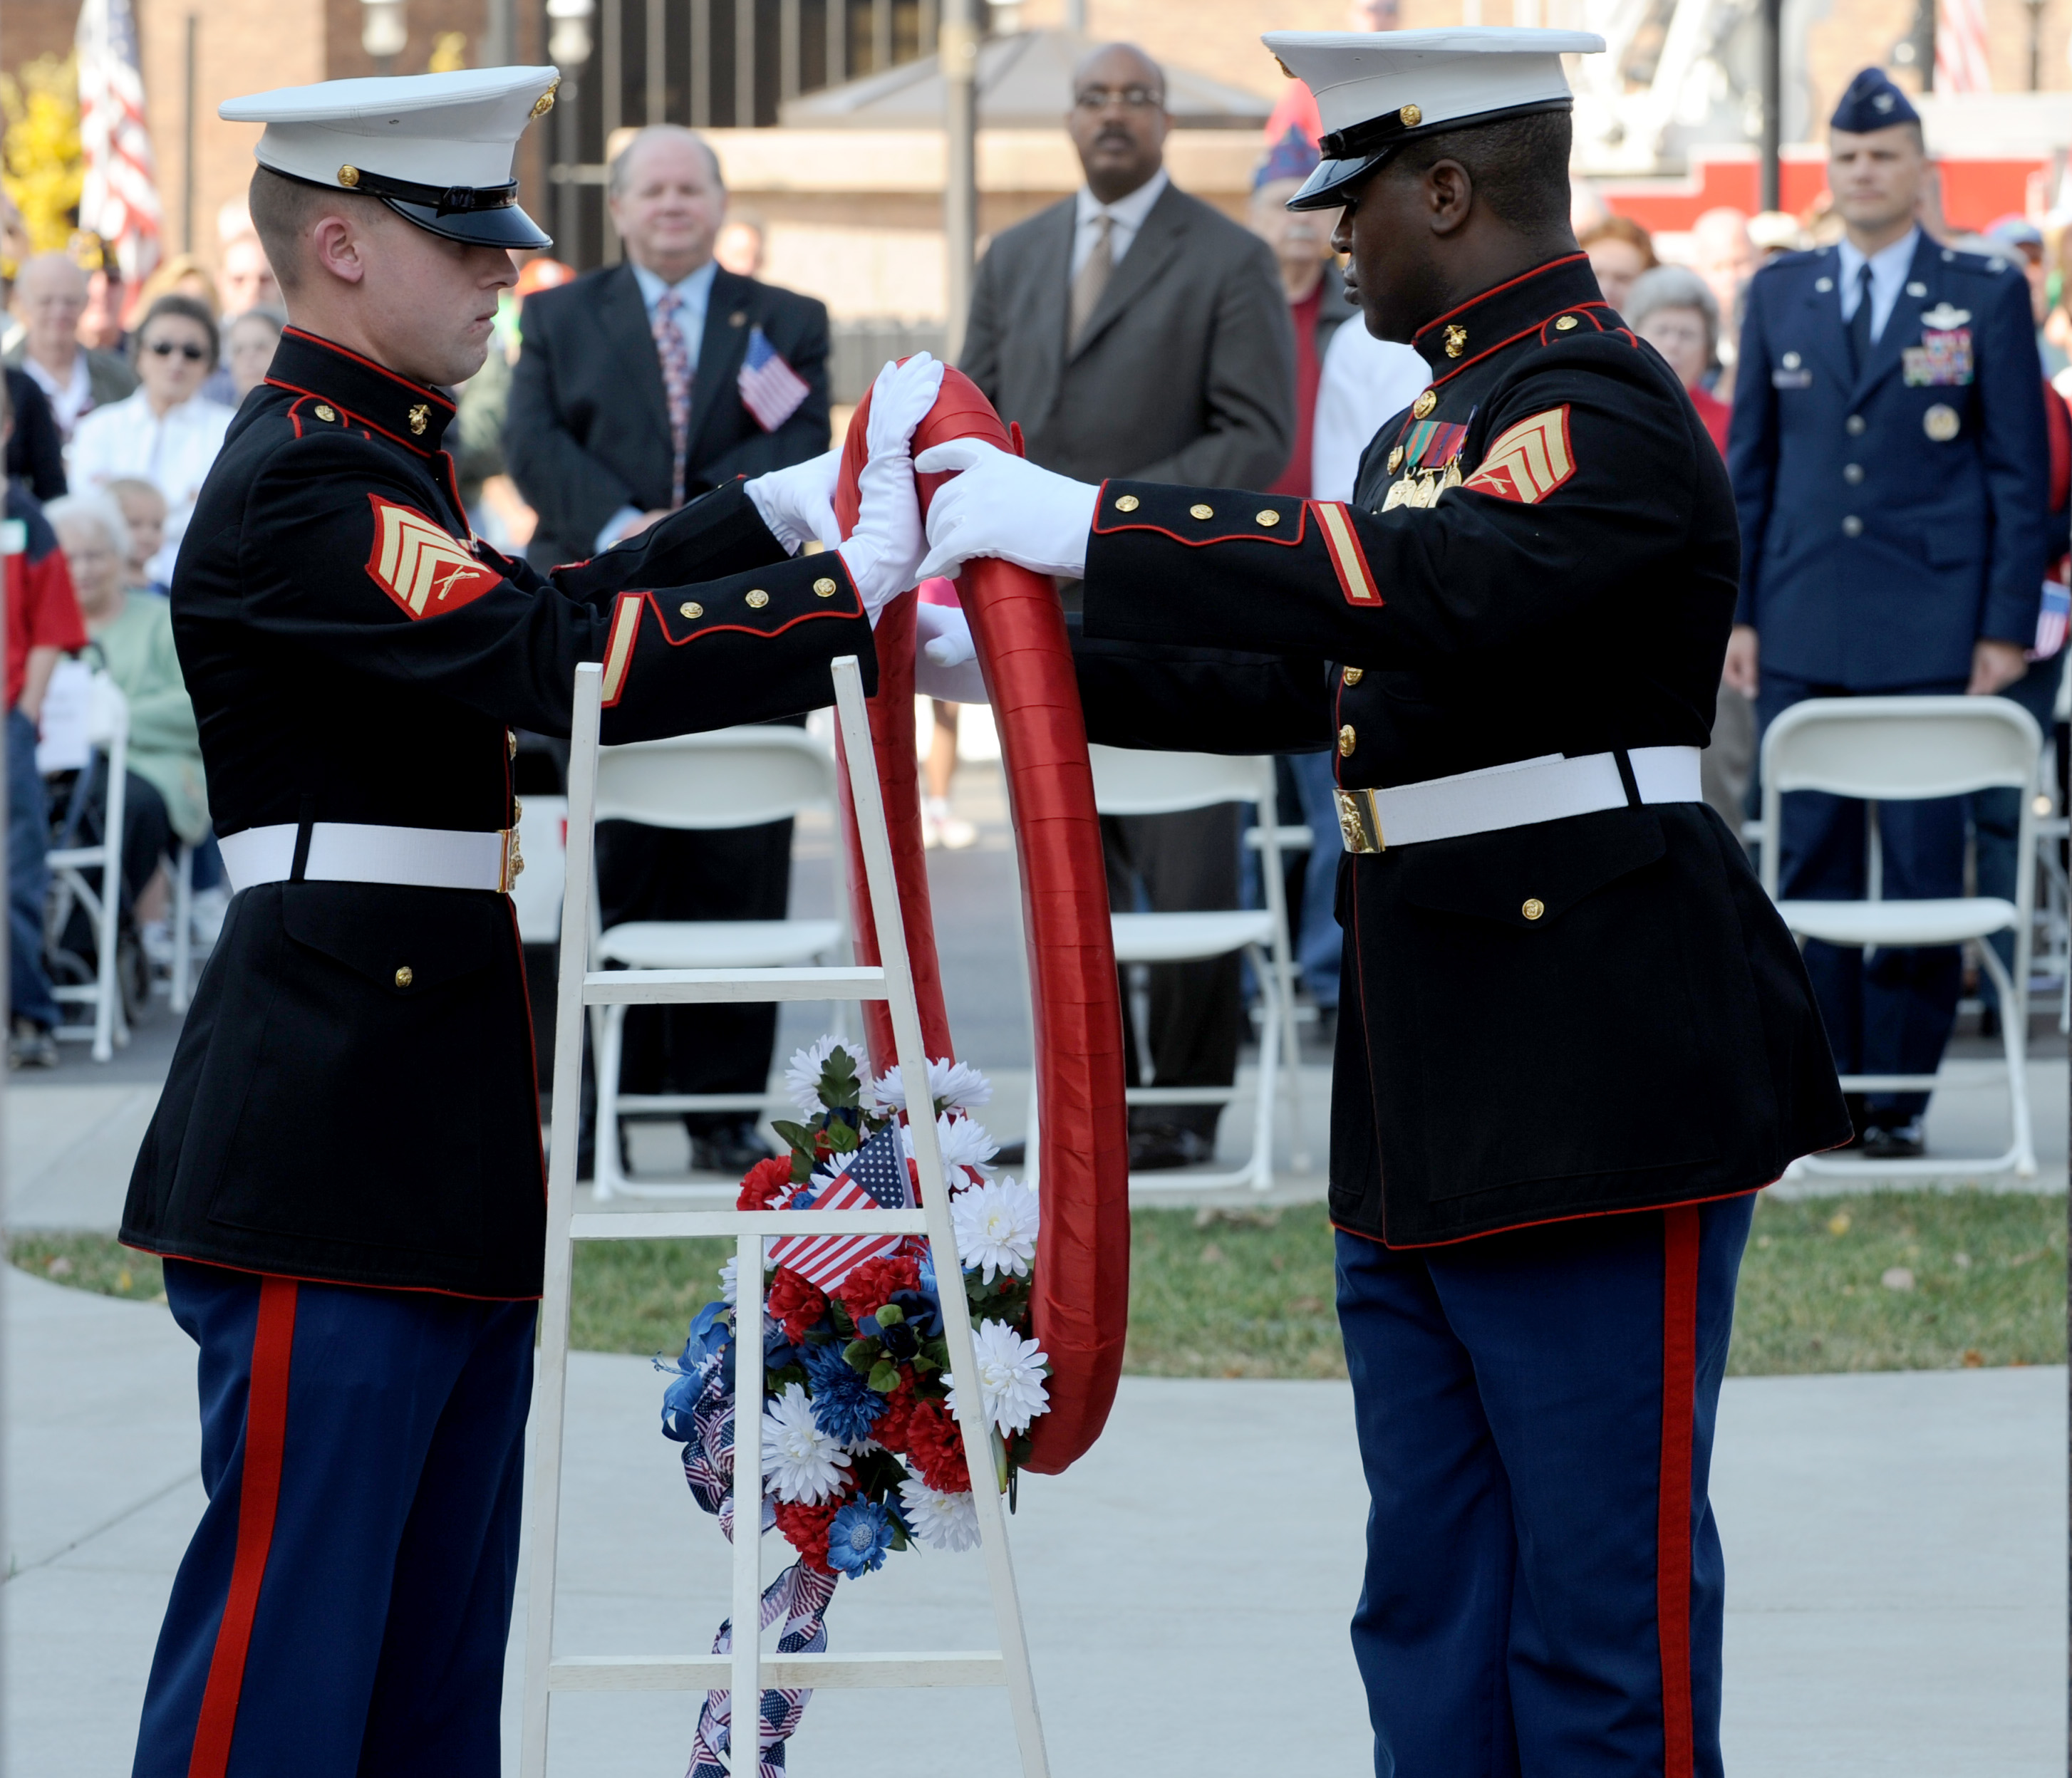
[
  {"xmin": 1335, "ymin": 746, "xmax": 1703, "ymax": 853},
  {"xmin": 220, "ymin": 821, "xmax": 522, "ymax": 893}
]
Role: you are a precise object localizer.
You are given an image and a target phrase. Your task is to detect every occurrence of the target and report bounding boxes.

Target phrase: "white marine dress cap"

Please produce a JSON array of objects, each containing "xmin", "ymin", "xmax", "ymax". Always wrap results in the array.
[
  {"xmin": 220, "ymin": 65, "xmax": 560, "ymax": 249},
  {"xmin": 1263, "ymin": 28, "xmax": 1604, "ymax": 212}
]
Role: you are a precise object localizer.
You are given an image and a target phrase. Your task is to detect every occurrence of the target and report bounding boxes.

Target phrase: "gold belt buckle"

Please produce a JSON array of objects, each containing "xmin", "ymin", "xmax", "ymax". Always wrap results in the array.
[
  {"xmin": 1335, "ymin": 789, "xmax": 1383, "ymax": 854},
  {"xmin": 500, "ymin": 823, "xmax": 525, "ymax": 892}
]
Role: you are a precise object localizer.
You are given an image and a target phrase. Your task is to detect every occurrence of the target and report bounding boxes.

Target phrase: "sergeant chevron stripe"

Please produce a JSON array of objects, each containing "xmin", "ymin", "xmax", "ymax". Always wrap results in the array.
[
  {"xmin": 1313, "ymin": 501, "xmax": 1382, "ymax": 606},
  {"xmin": 1461, "ymin": 407, "xmax": 1575, "ymax": 504},
  {"xmin": 364, "ymin": 496, "xmax": 502, "ymax": 618},
  {"xmin": 601, "ymin": 591, "xmax": 643, "ymax": 707}
]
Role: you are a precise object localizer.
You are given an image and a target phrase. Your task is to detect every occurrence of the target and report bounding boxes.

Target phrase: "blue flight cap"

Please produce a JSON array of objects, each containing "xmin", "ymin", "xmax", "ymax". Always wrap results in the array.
[
  {"xmin": 1255, "ymin": 124, "xmax": 1322, "ymax": 192},
  {"xmin": 1829, "ymin": 67, "xmax": 1920, "ymax": 135}
]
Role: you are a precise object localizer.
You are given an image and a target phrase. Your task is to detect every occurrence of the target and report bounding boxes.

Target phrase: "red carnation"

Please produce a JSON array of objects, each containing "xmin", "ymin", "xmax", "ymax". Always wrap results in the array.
[
  {"xmin": 903, "ymin": 1398, "xmax": 970, "ymax": 1494},
  {"xmin": 873, "ymin": 1366, "xmax": 921, "ymax": 1451},
  {"xmin": 737, "ymin": 1156, "xmax": 792, "ymax": 1212},
  {"xmin": 832, "ymin": 1252, "xmax": 921, "ymax": 1321},
  {"xmin": 772, "ymin": 1498, "xmax": 843, "ymax": 1574},
  {"xmin": 765, "ymin": 1267, "xmax": 828, "ymax": 1342}
]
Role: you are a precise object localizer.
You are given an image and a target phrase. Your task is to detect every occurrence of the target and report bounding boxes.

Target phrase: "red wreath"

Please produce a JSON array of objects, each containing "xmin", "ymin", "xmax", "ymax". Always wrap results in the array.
[{"xmin": 832, "ymin": 368, "xmax": 1128, "ymax": 1475}]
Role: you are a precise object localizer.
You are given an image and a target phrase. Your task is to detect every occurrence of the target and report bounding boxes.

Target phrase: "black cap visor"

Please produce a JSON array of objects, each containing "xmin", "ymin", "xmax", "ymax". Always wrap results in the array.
[
  {"xmin": 1288, "ymin": 150, "xmax": 1394, "ymax": 212},
  {"xmin": 1284, "ymin": 96, "xmax": 1575, "ymax": 212},
  {"xmin": 380, "ymin": 195, "xmax": 551, "ymax": 249}
]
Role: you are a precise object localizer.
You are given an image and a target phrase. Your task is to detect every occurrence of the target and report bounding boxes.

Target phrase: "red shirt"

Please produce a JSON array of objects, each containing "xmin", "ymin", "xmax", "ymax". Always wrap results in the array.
[
  {"xmin": 1270, "ymin": 281, "xmax": 1325, "ymax": 497},
  {"xmin": 1689, "ymin": 384, "xmax": 1731, "ymax": 459},
  {"xmin": 4, "ymin": 484, "xmax": 88, "ymax": 709}
]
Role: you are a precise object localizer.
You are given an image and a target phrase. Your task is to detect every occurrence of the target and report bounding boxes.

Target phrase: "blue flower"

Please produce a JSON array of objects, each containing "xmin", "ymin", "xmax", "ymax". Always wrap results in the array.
[
  {"xmin": 885, "ymin": 1287, "xmax": 941, "ymax": 1338},
  {"xmin": 680, "ymin": 1300, "xmax": 732, "ymax": 1368},
  {"xmin": 659, "ymin": 1364, "xmax": 706, "ymax": 1442},
  {"xmin": 826, "ymin": 1498, "xmax": 895, "ymax": 1576},
  {"xmin": 802, "ymin": 1342, "xmax": 887, "ymax": 1445}
]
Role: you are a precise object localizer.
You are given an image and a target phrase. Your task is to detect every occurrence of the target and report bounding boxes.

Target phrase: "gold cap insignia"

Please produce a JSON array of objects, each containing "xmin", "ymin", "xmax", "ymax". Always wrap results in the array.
[
  {"xmin": 812, "ymin": 577, "xmax": 838, "ymax": 597},
  {"xmin": 745, "ymin": 589, "xmax": 771, "ymax": 608},
  {"xmin": 1411, "ymin": 389, "xmax": 1436, "ymax": 419},
  {"xmin": 1189, "ymin": 503, "xmax": 1214, "ymax": 520},
  {"xmin": 1256, "ymin": 509, "xmax": 1280, "ymax": 526},
  {"xmin": 1399, "ymin": 103, "xmax": 1421, "ymax": 127},
  {"xmin": 338, "ymin": 165, "xmax": 361, "ymax": 187},
  {"xmin": 680, "ymin": 601, "xmax": 704, "ymax": 619},
  {"xmin": 1554, "ymin": 314, "xmax": 1579, "ymax": 331},
  {"xmin": 1387, "ymin": 446, "xmax": 1405, "ymax": 472},
  {"xmin": 314, "ymin": 403, "xmax": 336, "ymax": 422},
  {"xmin": 407, "ymin": 402, "xmax": 429, "ymax": 435},
  {"xmin": 1923, "ymin": 403, "xmax": 1959, "ymax": 442},
  {"xmin": 530, "ymin": 80, "xmax": 559, "ymax": 119},
  {"xmin": 1443, "ymin": 324, "xmax": 1468, "ymax": 358},
  {"xmin": 1114, "ymin": 494, "xmax": 1140, "ymax": 513}
]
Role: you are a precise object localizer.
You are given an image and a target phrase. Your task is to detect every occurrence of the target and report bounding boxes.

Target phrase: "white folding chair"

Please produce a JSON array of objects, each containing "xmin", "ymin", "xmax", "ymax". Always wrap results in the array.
[
  {"xmin": 1088, "ymin": 746, "xmax": 1302, "ymax": 1191},
  {"xmin": 46, "ymin": 672, "xmax": 130, "ymax": 1061},
  {"xmin": 588, "ymin": 725, "xmax": 849, "ymax": 1200},
  {"xmin": 1760, "ymin": 695, "xmax": 2042, "ymax": 1179}
]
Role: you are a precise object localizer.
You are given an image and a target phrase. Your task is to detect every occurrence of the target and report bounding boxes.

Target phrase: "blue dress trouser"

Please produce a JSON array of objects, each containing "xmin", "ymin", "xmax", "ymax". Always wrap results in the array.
[
  {"xmin": 1337, "ymin": 1194, "xmax": 1754, "ymax": 1778},
  {"xmin": 135, "ymin": 1259, "xmax": 535, "ymax": 1778},
  {"xmin": 1757, "ymin": 673, "xmax": 1969, "ymax": 1118},
  {"xmin": 7, "ymin": 706, "xmax": 58, "ymax": 1029}
]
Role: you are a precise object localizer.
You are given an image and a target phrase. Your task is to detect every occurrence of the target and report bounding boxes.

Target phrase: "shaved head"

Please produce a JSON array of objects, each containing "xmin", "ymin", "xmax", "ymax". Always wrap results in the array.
[{"xmin": 249, "ymin": 165, "xmax": 384, "ymax": 293}]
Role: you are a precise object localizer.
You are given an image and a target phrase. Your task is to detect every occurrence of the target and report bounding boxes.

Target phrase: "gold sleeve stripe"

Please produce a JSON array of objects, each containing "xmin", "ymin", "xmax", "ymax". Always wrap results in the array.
[
  {"xmin": 1313, "ymin": 501, "xmax": 1382, "ymax": 607},
  {"xmin": 601, "ymin": 591, "xmax": 643, "ymax": 707}
]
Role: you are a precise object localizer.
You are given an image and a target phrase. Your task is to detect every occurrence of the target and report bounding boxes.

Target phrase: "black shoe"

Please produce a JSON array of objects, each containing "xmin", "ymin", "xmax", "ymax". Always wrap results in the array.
[
  {"xmin": 1862, "ymin": 1119, "xmax": 1925, "ymax": 1160},
  {"xmin": 690, "ymin": 1120, "xmax": 774, "ymax": 1173},
  {"xmin": 1127, "ymin": 1124, "xmax": 1216, "ymax": 1171}
]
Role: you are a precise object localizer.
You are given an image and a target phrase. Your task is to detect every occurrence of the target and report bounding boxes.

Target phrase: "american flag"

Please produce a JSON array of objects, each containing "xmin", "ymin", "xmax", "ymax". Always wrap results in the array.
[
  {"xmin": 76, "ymin": 0, "xmax": 162, "ymax": 284},
  {"xmin": 767, "ymin": 1127, "xmax": 913, "ymax": 1291},
  {"xmin": 737, "ymin": 326, "xmax": 811, "ymax": 433},
  {"xmin": 2033, "ymin": 578, "xmax": 2069, "ymax": 661},
  {"xmin": 1935, "ymin": 0, "xmax": 1994, "ymax": 94}
]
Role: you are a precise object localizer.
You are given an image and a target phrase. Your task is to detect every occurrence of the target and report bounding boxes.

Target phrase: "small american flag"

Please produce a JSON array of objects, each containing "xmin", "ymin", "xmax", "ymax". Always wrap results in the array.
[
  {"xmin": 767, "ymin": 1127, "xmax": 912, "ymax": 1291},
  {"xmin": 2033, "ymin": 578, "xmax": 2069, "ymax": 661},
  {"xmin": 737, "ymin": 326, "xmax": 811, "ymax": 433}
]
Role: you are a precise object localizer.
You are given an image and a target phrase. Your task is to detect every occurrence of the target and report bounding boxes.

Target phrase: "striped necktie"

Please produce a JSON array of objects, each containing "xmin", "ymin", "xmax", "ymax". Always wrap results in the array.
[{"xmin": 653, "ymin": 288, "xmax": 694, "ymax": 508}]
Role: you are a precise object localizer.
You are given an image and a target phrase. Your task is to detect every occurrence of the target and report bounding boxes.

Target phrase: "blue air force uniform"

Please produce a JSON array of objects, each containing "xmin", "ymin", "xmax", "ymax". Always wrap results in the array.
[
  {"xmin": 1729, "ymin": 69, "xmax": 2050, "ymax": 1133},
  {"xmin": 1032, "ymin": 28, "xmax": 1849, "ymax": 1777},
  {"xmin": 120, "ymin": 71, "xmax": 874, "ymax": 1778}
]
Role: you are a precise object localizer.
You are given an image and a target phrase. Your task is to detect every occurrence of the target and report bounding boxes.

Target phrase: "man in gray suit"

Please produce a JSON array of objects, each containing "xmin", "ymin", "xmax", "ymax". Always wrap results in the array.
[{"xmin": 961, "ymin": 43, "xmax": 1295, "ymax": 1170}]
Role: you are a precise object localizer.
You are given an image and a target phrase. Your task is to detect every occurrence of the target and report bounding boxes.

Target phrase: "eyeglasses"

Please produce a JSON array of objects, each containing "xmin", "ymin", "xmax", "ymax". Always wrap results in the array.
[
  {"xmin": 1072, "ymin": 85, "xmax": 1163, "ymax": 112},
  {"xmin": 144, "ymin": 340, "xmax": 208, "ymax": 361}
]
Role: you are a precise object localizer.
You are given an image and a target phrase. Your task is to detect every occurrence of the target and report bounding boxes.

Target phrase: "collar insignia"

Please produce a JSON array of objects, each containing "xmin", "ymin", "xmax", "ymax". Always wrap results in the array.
[
  {"xmin": 1442, "ymin": 324, "xmax": 1468, "ymax": 358},
  {"xmin": 408, "ymin": 402, "xmax": 430, "ymax": 435}
]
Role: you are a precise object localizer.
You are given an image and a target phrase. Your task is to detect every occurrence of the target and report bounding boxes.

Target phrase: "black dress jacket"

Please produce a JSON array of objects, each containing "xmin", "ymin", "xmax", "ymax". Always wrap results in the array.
[
  {"xmin": 120, "ymin": 328, "xmax": 873, "ymax": 1298},
  {"xmin": 504, "ymin": 262, "xmax": 832, "ymax": 566},
  {"xmin": 1072, "ymin": 253, "xmax": 1849, "ymax": 1246}
]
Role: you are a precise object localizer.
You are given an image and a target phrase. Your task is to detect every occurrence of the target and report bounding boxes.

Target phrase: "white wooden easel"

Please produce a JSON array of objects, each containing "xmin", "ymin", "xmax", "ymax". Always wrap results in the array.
[{"xmin": 520, "ymin": 657, "xmax": 1050, "ymax": 1777}]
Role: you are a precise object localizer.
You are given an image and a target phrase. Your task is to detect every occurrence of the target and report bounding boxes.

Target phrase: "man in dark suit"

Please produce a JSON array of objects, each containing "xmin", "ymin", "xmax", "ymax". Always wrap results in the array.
[
  {"xmin": 960, "ymin": 42, "xmax": 1295, "ymax": 1170},
  {"xmin": 1727, "ymin": 68, "xmax": 2048, "ymax": 1159},
  {"xmin": 506, "ymin": 125, "xmax": 833, "ymax": 1172}
]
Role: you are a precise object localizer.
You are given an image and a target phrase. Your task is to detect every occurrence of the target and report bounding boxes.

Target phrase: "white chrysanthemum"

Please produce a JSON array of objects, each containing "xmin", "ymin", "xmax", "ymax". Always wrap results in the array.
[
  {"xmin": 951, "ymin": 1176, "xmax": 1039, "ymax": 1283},
  {"xmin": 760, "ymin": 1382, "xmax": 851, "ymax": 1502},
  {"xmin": 783, "ymin": 1034, "xmax": 859, "ymax": 1117},
  {"xmin": 720, "ymin": 1256, "xmax": 738, "ymax": 1305},
  {"xmin": 947, "ymin": 1319, "xmax": 1050, "ymax": 1435},
  {"xmin": 901, "ymin": 1113, "xmax": 998, "ymax": 1193},
  {"xmin": 898, "ymin": 1476, "xmax": 981, "ymax": 1552},
  {"xmin": 874, "ymin": 1056, "xmax": 993, "ymax": 1114}
]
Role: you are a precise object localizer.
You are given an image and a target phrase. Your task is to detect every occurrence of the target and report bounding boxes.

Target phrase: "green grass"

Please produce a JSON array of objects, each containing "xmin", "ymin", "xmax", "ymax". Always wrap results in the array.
[{"xmin": 11, "ymin": 1191, "xmax": 2066, "ymax": 1377}]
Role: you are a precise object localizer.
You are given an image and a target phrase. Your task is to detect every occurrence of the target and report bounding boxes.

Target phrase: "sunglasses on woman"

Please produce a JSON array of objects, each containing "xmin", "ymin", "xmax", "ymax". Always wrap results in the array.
[{"xmin": 145, "ymin": 339, "xmax": 209, "ymax": 361}]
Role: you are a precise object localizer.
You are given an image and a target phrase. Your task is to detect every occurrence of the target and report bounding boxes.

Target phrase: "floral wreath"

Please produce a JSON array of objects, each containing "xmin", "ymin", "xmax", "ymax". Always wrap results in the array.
[{"xmin": 661, "ymin": 1036, "xmax": 1047, "ymax": 1777}]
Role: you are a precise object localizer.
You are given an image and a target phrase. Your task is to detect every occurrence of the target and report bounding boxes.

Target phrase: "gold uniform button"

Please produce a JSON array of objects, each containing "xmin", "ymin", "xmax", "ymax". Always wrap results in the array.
[
  {"xmin": 812, "ymin": 576, "xmax": 838, "ymax": 597},
  {"xmin": 745, "ymin": 589, "xmax": 770, "ymax": 609},
  {"xmin": 1554, "ymin": 314, "xmax": 1579, "ymax": 331},
  {"xmin": 1521, "ymin": 898, "xmax": 1545, "ymax": 922},
  {"xmin": 1189, "ymin": 503, "xmax": 1215, "ymax": 520},
  {"xmin": 314, "ymin": 403, "xmax": 336, "ymax": 422},
  {"xmin": 1387, "ymin": 446, "xmax": 1405, "ymax": 472},
  {"xmin": 1256, "ymin": 509, "xmax": 1280, "ymax": 526},
  {"xmin": 394, "ymin": 965, "xmax": 415, "ymax": 988},
  {"xmin": 338, "ymin": 164, "xmax": 361, "ymax": 187},
  {"xmin": 1342, "ymin": 667, "xmax": 1364, "ymax": 686},
  {"xmin": 680, "ymin": 601, "xmax": 703, "ymax": 619},
  {"xmin": 1411, "ymin": 389, "xmax": 1436, "ymax": 419},
  {"xmin": 1337, "ymin": 724, "xmax": 1357, "ymax": 757},
  {"xmin": 1114, "ymin": 494, "xmax": 1140, "ymax": 513},
  {"xmin": 1399, "ymin": 103, "xmax": 1421, "ymax": 127}
]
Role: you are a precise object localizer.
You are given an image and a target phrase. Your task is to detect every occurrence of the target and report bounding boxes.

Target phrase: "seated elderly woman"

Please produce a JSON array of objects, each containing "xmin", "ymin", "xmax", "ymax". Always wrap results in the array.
[
  {"xmin": 42, "ymin": 493, "xmax": 209, "ymax": 947},
  {"xmin": 1624, "ymin": 264, "xmax": 1730, "ymax": 457}
]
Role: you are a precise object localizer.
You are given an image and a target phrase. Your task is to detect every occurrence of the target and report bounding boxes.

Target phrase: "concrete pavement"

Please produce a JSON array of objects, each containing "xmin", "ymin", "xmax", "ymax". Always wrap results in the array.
[{"xmin": 5, "ymin": 1269, "xmax": 2063, "ymax": 1776}]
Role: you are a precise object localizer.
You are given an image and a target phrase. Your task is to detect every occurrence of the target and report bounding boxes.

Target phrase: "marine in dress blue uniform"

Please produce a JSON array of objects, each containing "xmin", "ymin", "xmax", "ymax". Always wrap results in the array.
[
  {"xmin": 912, "ymin": 31, "xmax": 1849, "ymax": 1776},
  {"xmin": 1728, "ymin": 67, "xmax": 2050, "ymax": 1154},
  {"xmin": 116, "ymin": 67, "xmax": 933, "ymax": 1777}
]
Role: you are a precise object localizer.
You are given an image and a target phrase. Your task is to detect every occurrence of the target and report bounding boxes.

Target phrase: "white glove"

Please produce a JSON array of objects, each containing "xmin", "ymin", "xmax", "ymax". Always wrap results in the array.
[
  {"xmin": 914, "ymin": 603, "xmax": 990, "ymax": 705},
  {"xmin": 914, "ymin": 438, "xmax": 1099, "ymax": 582},
  {"xmin": 837, "ymin": 353, "xmax": 946, "ymax": 622},
  {"xmin": 743, "ymin": 447, "xmax": 840, "ymax": 554}
]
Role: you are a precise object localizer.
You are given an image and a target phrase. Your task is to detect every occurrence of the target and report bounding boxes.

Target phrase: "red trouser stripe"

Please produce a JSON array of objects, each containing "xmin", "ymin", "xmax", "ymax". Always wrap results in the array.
[
  {"xmin": 187, "ymin": 1277, "xmax": 299, "ymax": 1778},
  {"xmin": 1657, "ymin": 1206, "xmax": 1701, "ymax": 1778}
]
